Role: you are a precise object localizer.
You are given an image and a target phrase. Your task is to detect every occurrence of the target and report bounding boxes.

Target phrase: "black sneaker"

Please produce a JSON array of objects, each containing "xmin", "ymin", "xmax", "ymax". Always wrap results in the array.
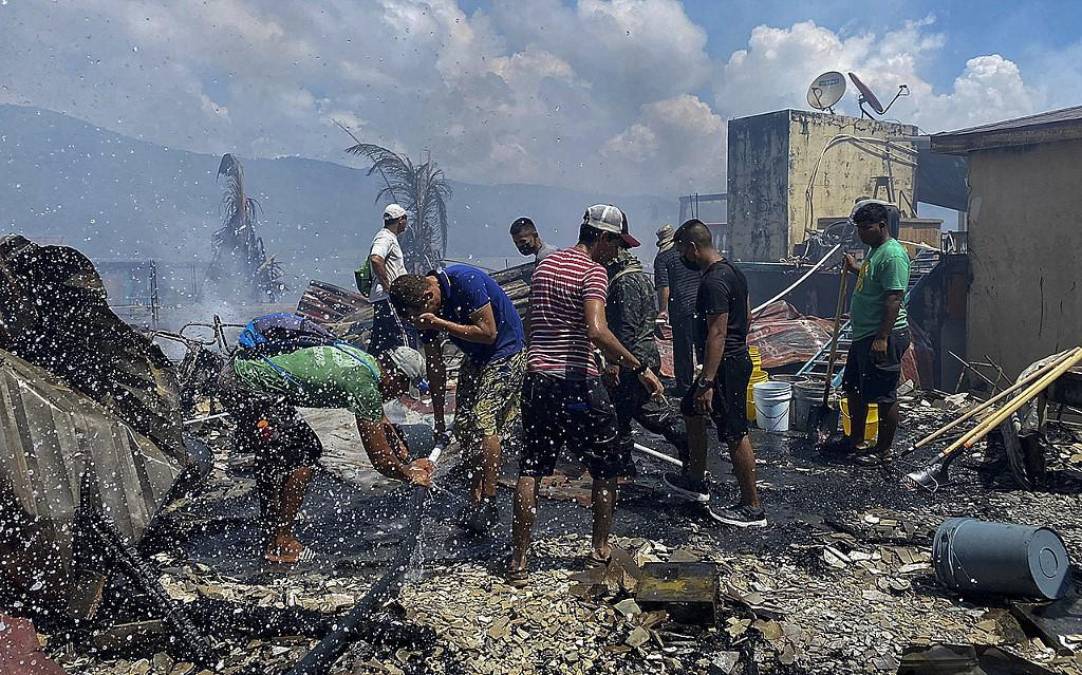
[
  {"xmin": 662, "ymin": 472, "xmax": 709, "ymax": 503},
  {"xmin": 854, "ymin": 450, "xmax": 894, "ymax": 468},
  {"xmin": 458, "ymin": 499, "xmax": 499, "ymax": 535},
  {"xmin": 819, "ymin": 434, "xmax": 857, "ymax": 455},
  {"xmin": 708, "ymin": 503, "xmax": 768, "ymax": 528}
]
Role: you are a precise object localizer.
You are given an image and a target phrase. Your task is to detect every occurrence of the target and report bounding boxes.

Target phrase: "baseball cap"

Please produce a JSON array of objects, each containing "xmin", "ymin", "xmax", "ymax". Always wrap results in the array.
[
  {"xmin": 583, "ymin": 204, "xmax": 640, "ymax": 248},
  {"xmin": 383, "ymin": 203, "xmax": 407, "ymax": 222},
  {"xmin": 386, "ymin": 346, "xmax": 425, "ymax": 384}
]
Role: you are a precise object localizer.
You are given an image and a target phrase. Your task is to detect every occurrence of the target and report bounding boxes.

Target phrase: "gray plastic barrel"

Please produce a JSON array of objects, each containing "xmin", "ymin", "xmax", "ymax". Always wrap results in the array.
[
  {"xmin": 791, "ymin": 380, "xmax": 824, "ymax": 432},
  {"xmin": 932, "ymin": 517, "xmax": 1070, "ymax": 599}
]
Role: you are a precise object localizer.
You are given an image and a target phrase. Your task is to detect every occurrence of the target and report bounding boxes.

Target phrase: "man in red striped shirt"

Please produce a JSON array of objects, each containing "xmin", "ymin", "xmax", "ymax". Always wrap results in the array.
[{"xmin": 507, "ymin": 204, "xmax": 664, "ymax": 587}]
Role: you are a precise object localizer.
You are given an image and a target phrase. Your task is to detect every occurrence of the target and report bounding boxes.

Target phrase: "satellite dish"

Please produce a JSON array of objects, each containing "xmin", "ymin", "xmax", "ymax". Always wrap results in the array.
[
  {"xmin": 848, "ymin": 72, "xmax": 885, "ymax": 114},
  {"xmin": 848, "ymin": 72, "xmax": 910, "ymax": 119},
  {"xmin": 807, "ymin": 71, "xmax": 846, "ymax": 113}
]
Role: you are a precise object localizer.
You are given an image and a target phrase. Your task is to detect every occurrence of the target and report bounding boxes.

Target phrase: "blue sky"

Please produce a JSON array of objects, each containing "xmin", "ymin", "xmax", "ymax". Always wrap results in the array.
[{"xmin": 1, "ymin": 1, "xmax": 1078, "ymax": 195}]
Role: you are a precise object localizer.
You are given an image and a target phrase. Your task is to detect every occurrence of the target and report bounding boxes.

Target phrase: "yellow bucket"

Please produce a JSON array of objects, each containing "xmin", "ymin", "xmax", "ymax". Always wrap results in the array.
[
  {"xmin": 840, "ymin": 398, "xmax": 879, "ymax": 443},
  {"xmin": 746, "ymin": 370, "xmax": 769, "ymax": 421},
  {"xmin": 749, "ymin": 346, "xmax": 762, "ymax": 371}
]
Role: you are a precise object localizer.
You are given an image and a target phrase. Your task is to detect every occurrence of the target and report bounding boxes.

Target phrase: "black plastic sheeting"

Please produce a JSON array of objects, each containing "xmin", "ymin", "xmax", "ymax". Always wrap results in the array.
[{"xmin": 917, "ymin": 149, "xmax": 969, "ymax": 211}]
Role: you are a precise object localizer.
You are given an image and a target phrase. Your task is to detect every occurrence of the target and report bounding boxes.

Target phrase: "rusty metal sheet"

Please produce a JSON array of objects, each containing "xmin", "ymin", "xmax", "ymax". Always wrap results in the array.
[{"xmin": 0, "ymin": 350, "xmax": 183, "ymax": 612}]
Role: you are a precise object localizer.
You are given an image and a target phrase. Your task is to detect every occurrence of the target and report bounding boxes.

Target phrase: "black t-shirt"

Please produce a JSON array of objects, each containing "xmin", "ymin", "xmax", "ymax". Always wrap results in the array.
[{"xmin": 694, "ymin": 259, "xmax": 750, "ymax": 357}]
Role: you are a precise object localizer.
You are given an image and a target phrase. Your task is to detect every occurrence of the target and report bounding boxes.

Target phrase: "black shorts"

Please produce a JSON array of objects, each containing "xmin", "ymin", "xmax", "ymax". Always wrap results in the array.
[
  {"xmin": 842, "ymin": 329, "xmax": 911, "ymax": 405},
  {"xmin": 681, "ymin": 351, "xmax": 752, "ymax": 445},
  {"xmin": 219, "ymin": 368, "xmax": 323, "ymax": 486},
  {"xmin": 519, "ymin": 372, "xmax": 629, "ymax": 480}
]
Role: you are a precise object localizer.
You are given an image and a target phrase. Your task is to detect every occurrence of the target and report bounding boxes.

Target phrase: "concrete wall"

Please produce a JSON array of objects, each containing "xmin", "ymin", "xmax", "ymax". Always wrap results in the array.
[
  {"xmin": 966, "ymin": 139, "xmax": 1082, "ymax": 377},
  {"xmin": 728, "ymin": 110, "xmax": 917, "ymax": 262},
  {"xmin": 728, "ymin": 111, "xmax": 791, "ymax": 262}
]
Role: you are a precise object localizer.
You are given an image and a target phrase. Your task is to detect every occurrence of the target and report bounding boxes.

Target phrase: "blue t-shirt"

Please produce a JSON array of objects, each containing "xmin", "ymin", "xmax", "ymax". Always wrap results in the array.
[{"xmin": 422, "ymin": 264, "xmax": 525, "ymax": 364}]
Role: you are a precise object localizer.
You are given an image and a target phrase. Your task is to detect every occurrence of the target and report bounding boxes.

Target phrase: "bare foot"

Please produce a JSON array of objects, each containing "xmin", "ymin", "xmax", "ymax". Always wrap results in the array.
[{"xmin": 265, "ymin": 535, "xmax": 312, "ymax": 564}]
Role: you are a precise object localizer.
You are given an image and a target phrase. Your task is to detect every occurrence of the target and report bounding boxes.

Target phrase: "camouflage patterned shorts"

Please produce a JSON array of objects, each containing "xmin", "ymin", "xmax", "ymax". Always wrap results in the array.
[{"xmin": 453, "ymin": 350, "xmax": 526, "ymax": 445}]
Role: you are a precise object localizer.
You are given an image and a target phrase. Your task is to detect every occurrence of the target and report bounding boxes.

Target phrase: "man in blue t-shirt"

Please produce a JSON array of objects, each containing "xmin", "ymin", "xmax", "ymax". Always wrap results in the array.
[{"xmin": 390, "ymin": 265, "xmax": 526, "ymax": 533}]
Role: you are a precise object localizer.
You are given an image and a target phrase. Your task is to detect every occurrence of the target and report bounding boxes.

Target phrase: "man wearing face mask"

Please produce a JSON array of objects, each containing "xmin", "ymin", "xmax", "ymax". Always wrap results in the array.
[
  {"xmin": 509, "ymin": 217, "xmax": 558, "ymax": 262},
  {"xmin": 507, "ymin": 204, "xmax": 664, "ymax": 587},
  {"xmin": 662, "ymin": 219, "xmax": 765, "ymax": 528}
]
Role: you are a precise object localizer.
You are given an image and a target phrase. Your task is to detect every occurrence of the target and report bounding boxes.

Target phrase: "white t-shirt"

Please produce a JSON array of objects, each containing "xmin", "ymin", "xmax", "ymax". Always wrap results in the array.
[{"xmin": 368, "ymin": 227, "xmax": 406, "ymax": 303}]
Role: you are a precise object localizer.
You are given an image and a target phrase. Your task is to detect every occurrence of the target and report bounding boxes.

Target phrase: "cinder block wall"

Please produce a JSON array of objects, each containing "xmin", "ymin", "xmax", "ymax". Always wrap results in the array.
[{"xmin": 727, "ymin": 110, "xmax": 917, "ymax": 262}]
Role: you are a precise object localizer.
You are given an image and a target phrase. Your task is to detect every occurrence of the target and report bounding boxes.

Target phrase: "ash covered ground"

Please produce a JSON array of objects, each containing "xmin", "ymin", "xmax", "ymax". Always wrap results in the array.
[{"xmin": 44, "ymin": 395, "xmax": 1082, "ymax": 675}]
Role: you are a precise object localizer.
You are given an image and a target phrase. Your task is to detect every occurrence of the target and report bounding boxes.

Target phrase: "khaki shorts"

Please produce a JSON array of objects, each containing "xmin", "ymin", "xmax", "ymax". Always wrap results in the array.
[{"xmin": 454, "ymin": 351, "xmax": 526, "ymax": 445}]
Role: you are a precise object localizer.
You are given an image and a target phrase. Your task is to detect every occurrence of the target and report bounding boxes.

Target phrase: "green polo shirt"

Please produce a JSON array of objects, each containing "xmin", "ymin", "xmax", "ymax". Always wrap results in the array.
[
  {"xmin": 849, "ymin": 238, "xmax": 910, "ymax": 341},
  {"xmin": 233, "ymin": 344, "xmax": 384, "ymax": 421}
]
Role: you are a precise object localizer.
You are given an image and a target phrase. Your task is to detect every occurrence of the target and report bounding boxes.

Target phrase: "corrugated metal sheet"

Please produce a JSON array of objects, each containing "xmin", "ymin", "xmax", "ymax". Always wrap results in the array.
[
  {"xmin": 0, "ymin": 349, "xmax": 182, "ymax": 605},
  {"xmin": 932, "ymin": 105, "xmax": 1082, "ymax": 154}
]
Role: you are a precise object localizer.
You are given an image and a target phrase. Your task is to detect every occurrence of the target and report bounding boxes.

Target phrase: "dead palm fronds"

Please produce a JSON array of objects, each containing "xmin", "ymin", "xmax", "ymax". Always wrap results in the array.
[
  {"xmin": 339, "ymin": 131, "xmax": 452, "ymax": 272},
  {"xmin": 208, "ymin": 153, "xmax": 285, "ymax": 301}
]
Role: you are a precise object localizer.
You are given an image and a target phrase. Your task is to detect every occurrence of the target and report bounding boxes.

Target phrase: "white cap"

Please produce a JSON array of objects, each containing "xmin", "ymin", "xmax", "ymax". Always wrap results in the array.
[
  {"xmin": 383, "ymin": 203, "xmax": 407, "ymax": 222},
  {"xmin": 583, "ymin": 204, "xmax": 640, "ymax": 248},
  {"xmin": 386, "ymin": 346, "xmax": 425, "ymax": 384}
]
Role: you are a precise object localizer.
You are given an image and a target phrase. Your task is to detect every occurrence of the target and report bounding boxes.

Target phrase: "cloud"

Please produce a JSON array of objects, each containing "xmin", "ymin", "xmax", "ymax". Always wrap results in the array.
[
  {"xmin": 602, "ymin": 95, "xmax": 726, "ymax": 193},
  {"xmin": 715, "ymin": 18, "xmax": 1043, "ymax": 133},
  {"xmin": 1, "ymin": 2, "xmax": 1077, "ymax": 198}
]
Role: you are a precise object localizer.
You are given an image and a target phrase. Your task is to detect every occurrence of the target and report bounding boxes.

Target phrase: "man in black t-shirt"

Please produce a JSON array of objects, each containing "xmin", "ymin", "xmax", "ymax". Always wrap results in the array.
[{"xmin": 662, "ymin": 219, "xmax": 765, "ymax": 527}]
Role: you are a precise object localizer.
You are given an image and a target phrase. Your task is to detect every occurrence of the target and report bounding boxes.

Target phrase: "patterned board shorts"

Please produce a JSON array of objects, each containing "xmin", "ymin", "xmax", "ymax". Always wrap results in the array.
[{"xmin": 453, "ymin": 350, "xmax": 527, "ymax": 445}]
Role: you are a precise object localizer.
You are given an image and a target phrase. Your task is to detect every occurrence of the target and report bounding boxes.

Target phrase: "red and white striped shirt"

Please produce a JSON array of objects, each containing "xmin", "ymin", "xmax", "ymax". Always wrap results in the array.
[{"xmin": 527, "ymin": 246, "xmax": 608, "ymax": 378}]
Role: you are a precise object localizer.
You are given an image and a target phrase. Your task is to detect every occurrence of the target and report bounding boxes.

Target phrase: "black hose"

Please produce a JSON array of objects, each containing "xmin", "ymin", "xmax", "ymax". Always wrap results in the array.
[{"xmin": 285, "ymin": 484, "xmax": 432, "ymax": 675}]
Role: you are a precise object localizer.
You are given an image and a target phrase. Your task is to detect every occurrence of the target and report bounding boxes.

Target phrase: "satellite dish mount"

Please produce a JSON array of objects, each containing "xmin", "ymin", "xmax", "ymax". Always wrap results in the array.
[{"xmin": 848, "ymin": 72, "xmax": 909, "ymax": 119}]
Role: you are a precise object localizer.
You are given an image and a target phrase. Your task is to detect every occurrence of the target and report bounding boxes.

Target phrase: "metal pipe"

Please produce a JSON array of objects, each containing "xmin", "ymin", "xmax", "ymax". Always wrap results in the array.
[
  {"xmin": 913, "ymin": 349, "xmax": 1077, "ymax": 450},
  {"xmin": 751, "ymin": 244, "xmax": 841, "ymax": 317},
  {"xmin": 947, "ymin": 351, "xmax": 1000, "ymax": 393},
  {"xmin": 183, "ymin": 412, "xmax": 231, "ymax": 426},
  {"xmin": 633, "ymin": 442, "xmax": 683, "ymax": 467}
]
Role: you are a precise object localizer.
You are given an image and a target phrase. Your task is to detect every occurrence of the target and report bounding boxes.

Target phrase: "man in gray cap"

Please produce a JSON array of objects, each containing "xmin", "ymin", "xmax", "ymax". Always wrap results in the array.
[
  {"xmin": 365, "ymin": 204, "xmax": 410, "ymax": 356},
  {"xmin": 507, "ymin": 204, "xmax": 664, "ymax": 587},
  {"xmin": 221, "ymin": 337, "xmax": 433, "ymax": 564}
]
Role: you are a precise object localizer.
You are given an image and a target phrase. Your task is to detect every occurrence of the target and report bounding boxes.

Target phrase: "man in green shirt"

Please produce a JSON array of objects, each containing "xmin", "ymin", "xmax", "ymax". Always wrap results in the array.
[
  {"xmin": 826, "ymin": 201, "xmax": 911, "ymax": 467},
  {"xmin": 223, "ymin": 343, "xmax": 434, "ymax": 563}
]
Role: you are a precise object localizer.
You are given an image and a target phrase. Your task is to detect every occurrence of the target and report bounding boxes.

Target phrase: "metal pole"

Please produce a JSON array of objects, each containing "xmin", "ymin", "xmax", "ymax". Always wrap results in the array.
[{"xmin": 633, "ymin": 443, "xmax": 683, "ymax": 468}]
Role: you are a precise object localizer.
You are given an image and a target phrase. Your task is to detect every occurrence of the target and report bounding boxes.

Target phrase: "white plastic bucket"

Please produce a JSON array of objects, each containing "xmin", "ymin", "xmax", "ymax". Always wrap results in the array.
[{"xmin": 753, "ymin": 381, "xmax": 792, "ymax": 433}]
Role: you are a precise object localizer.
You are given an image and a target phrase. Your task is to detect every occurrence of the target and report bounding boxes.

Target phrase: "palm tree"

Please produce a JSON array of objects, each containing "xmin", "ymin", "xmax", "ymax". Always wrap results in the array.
[
  {"xmin": 344, "ymin": 137, "xmax": 452, "ymax": 272},
  {"xmin": 208, "ymin": 153, "xmax": 285, "ymax": 301}
]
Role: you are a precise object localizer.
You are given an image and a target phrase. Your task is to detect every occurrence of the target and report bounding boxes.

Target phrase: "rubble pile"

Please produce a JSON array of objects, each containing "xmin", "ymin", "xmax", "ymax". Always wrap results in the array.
[{"xmin": 16, "ymin": 374, "xmax": 1082, "ymax": 674}]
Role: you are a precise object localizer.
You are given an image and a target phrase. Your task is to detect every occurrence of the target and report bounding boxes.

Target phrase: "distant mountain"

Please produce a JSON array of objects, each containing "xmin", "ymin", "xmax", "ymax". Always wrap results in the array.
[{"xmin": 0, "ymin": 105, "xmax": 678, "ymax": 288}]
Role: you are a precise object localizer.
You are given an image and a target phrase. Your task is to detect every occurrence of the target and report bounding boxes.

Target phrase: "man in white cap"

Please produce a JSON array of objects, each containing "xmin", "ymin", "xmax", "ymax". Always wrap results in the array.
[
  {"xmin": 507, "ymin": 204, "xmax": 664, "ymax": 587},
  {"xmin": 366, "ymin": 204, "xmax": 410, "ymax": 356}
]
